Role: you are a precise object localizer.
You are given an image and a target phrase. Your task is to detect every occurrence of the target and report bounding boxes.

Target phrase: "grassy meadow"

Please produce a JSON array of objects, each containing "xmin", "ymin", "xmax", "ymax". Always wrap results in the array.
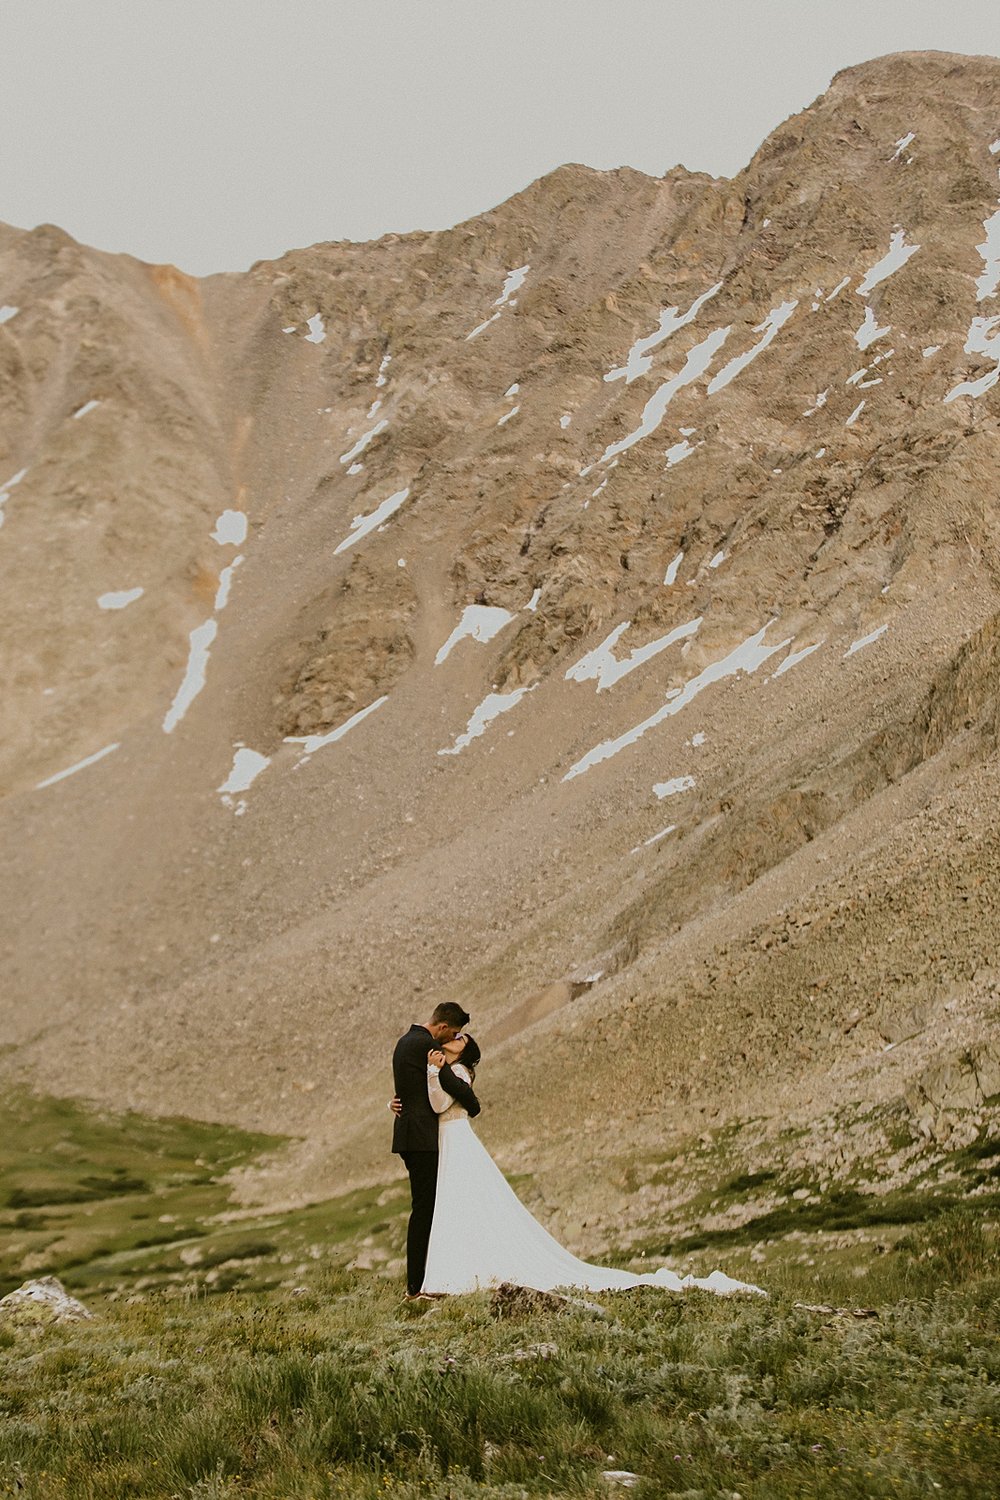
[{"xmin": 0, "ymin": 1089, "xmax": 998, "ymax": 1500}]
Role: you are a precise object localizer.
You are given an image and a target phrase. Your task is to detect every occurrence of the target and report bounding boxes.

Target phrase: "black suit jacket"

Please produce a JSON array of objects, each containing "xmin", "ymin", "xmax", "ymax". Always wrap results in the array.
[{"xmin": 391, "ymin": 1024, "xmax": 481, "ymax": 1153}]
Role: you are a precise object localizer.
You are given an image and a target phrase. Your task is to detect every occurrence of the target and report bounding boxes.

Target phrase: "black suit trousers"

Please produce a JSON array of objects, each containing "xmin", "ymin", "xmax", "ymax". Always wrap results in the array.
[{"xmin": 400, "ymin": 1150, "xmax": 438, "ymax": 1295}]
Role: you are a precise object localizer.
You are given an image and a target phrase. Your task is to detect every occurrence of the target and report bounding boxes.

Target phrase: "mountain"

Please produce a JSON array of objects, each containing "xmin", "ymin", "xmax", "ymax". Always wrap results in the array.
[{"xmin": 2, "ymin": 51, "xmax": 999, "ymax": 1238}]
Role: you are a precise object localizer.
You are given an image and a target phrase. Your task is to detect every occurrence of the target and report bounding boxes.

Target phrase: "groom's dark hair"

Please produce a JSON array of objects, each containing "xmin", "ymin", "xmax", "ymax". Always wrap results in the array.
[{"xmin": 431, "ymin": 1001, "xmax": 470, "ymax": 1028}]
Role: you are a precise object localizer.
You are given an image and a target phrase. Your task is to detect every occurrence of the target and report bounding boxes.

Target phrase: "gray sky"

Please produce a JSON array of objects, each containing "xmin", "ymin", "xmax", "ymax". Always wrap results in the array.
[{"xmin": 1, "ymin": 0, "xmax": 997, "ymax": 276}]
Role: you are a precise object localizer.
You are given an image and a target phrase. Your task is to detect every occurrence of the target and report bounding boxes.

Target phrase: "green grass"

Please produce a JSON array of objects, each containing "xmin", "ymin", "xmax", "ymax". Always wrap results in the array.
[
  {"xmin": 652, "ymin": 1184, "xmax": 1000, "ymax": 1256},
  {"xmin": 1, "ymin": 1090, "xmax": 999, "ymax": 1497},
  {"xmin": 0, "ymin": 1214, "xmax": 998, "ymax": 1499},
  {"xmin": 0, "ymin": 1090, "xmax": 289, "ymax": 1300}
]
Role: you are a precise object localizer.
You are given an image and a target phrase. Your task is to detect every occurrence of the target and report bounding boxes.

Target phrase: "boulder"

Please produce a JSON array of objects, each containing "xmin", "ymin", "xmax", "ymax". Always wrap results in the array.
[{"xmin": 0, "ymin": 1276, "xmax": 93, "ymax": 1329}]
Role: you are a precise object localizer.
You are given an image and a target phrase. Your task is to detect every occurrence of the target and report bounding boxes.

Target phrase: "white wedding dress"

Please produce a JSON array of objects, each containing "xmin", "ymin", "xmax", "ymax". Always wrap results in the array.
[{"xmin": 421, "ymin": 1063, "xmax": 764, "ymax": 1297}]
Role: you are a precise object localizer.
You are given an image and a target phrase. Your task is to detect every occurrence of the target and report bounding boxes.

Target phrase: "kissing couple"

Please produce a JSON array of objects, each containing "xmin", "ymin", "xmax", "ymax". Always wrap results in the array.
[{"xmin": 391, "ymin": 1002, "xmax": 765, "ymax": 1300}]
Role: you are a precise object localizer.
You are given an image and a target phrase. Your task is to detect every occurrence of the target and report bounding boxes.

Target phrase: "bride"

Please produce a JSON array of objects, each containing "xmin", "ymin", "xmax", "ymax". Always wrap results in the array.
[{"xmin": 419, "ymin": 1034, "xmax": 764, "ymax": 1297}]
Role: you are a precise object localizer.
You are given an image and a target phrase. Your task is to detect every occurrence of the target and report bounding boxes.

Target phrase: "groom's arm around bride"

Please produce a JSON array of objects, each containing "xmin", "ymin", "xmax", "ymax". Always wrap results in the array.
[{"xmin": 390, "ymin": 1025, "xmax": 479, "ymax": 1153}]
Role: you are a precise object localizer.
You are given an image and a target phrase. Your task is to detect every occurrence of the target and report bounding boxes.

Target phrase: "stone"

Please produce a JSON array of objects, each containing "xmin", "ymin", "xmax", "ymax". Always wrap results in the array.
[
  {"xmin": 497, "ymin": 1341, "xmax": 559, "ymax": 1362},
  {"xmin": 916, "ymin": 1053, "xmax": 983, "ymax": 1112},
  {"xmin": 489, "ymin": 1282, "xmax": 606, "ymax": 1319},
  {"xmin": 878, "ymin": 999, "xmax": 935, "ymax": 1043},
  {"xmin": 973, "ymin": 1043, "xmax": 1000, "ymax": 1101},
  {"xmin": 0, "ymin": 1276, "xmax": 93, "ymax": 1328}
]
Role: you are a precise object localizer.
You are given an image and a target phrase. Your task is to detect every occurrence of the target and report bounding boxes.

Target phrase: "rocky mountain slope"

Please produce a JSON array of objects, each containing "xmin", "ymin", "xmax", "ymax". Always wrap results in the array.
[{"xmin": 1, "ymin": 50, "xmax": 999, "ymax": 1220}]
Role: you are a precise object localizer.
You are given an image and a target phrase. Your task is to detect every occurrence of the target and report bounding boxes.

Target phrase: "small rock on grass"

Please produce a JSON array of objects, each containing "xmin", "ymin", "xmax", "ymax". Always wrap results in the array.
[
  {"xmin": 490, "ymin": 1281, "xmax": 607, "ymax": 1318},
  {"xmin": 497, "ymin": 1341, "xmax": 559, "ymax": 1362},
  {"xmin": 795, "ymin": 1301, "xmax": 879, "ymax": 1319},
  {"xmin": 0, "ymin": 1276, "xmax": 93, "ymax": 1328}
]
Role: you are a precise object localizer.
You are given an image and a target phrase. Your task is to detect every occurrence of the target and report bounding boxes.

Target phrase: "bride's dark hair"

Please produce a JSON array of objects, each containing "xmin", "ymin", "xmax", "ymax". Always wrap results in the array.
[{"xmin": 457, "ymin": 1034, "xmax": 481, "ymax": 1077}]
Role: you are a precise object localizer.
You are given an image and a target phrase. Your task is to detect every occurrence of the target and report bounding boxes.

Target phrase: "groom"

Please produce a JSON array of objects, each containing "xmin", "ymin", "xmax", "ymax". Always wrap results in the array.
[{"xmin": 392, "ymin": 1001, "xmax": 480, "ymax": 1298}]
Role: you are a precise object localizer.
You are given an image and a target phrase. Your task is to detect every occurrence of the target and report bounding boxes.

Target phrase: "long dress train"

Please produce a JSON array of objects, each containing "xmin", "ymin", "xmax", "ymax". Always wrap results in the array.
[{"xmin": 420, "ymin": 1064, "xmax": 764, "ymax": 1297}]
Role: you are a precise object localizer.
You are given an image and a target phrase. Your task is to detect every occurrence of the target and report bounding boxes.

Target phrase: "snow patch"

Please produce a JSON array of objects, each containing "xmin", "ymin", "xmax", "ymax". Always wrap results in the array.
[
  {"xmin": 631, "ymin": 824, "xmax": 676, "ymax": 852},
  {"xmin": 663, "ymin": 550, "xmax": 684, "ymax": 586},
  {"xmin": 803, "ymin": 389, "xmax": 829, "ymax": 416},
  {"xmin": 435, "ymin": 605, "xmax": 515, "ymax": 665},
  {"xmin": 706, "ymin": 300, "xmax": 797, "ymax": 394},
  {"xmin": 465, "ymin": 266, "xmax": 530, "ymax": 340},
  {"xmin": 163, "ymin": 620, "xmax": 218, "ymax": 733},
  {"xmin": 340, "ymin": 418, "xmax": 388, "ymax": 465},
  {"xmin": 974, "ymin": 208, "xmax": 1000, "ymax": 302},
  {"xmin": 856, "ymin": 230, "xmax": 920, "ymax": 296},
  {"xmin": 923, "ymin": 345, "xmax": 941, "ymax": 357},
  {"xmin": 525, "ymin": 587, "xmax": 542, "ymax": 612},
  {"xmin": 214, "ymin": 555, "xmax": 244, "ymax": 611},
  {"xmin": 772, "ymin": 640, "xmax": 823, "ymax": 678},
  {"xmin": 98, "ymin": 587, "xmax": 144, "ymax": 611},
  {"xmin": 890, "ymin": 132, "xmax": 915, "ymax": 161},
  {"xmin": 376, "ymin": 353, "xmax": 391, "ymax": 387},
  {"xmin": 286, "ymin": 696, "xmax": 388, "ymax": 761},
  {"xmin": 825, "ymin": 277, "xmax": 850, "ymax": 301},
  {"xmin": 36, "ymin": 742, "xmax": 120, "ymax": 790},
  {"xmin": 496, "ymin": 265, "xmax": 529, "ymax": 306},
  {"xmin": 72, "ymin": 399, "xmax": 101, "ymax": 420},
  {"xmin": 0, "ymin": 466, "xmax": 28, "ymax": 527},
  {"xmin": 466, "ymin": 310, "xmax": 501, "ymax": 341},
  {"xmin": 559, "ymin": 413, "xmax": 572, "ymax": 428},
  {"xmin": 943, "ymin": 316, "xmax": 1000, "ymax": 403},
  {"xmin": 846, "ymin": 400, "xmax": 866, "ymax": 426},
  {"xmin": 0, "ymin": 305, "xmax": 18, "ymax": 324},
  {"xmin": 564, "ymin": 623, "xmax": 790, "ymax": 781},
  {"xmin": 845, "ymin": 624, "xmax": 888, "ymax": 657},
  {"xmin": 653, "ymin": 775, "xmax": 695, "ymax": 799},
  {"xmin": 218, "ymin": 748, "xmax": 270, "ymax": 801},
  {"xmin": 567, "ymin": 617, "xmax": 701, "ymax": 693},
  {"xmin": 665, "ymin": 438, "xmax": 696, "ymax": 468},
  {"xmin": 334, "ymin": 486, "xmax": 410, "ymax": 554},
  {"xmin": 854, "ymin": 306, "xmax": 891, "ymax": 350},
  {"xmin": 604, "ymin": 282, "xmax": 722, "ymax": 384},
  {"xmin": 707, "ymin": 550, "xmax": 726, "ymax": 569},
  {"xmin": 304, "ymin": 313, "xmax": 326, "ymax": 344},
  {"xmin": 438, "ymin": 688, "xmax": 529, "ymax": 756},
  {"xmin": 497, "ymin": 404, "xmax": 520, "ymax": 426},
  {"xmin": 599, "ymin": 326, "xmax": 730, "ymax": 464},
  {"xmin": 211, "ymin": 509, "xmax": 248, "ymax": 546}
]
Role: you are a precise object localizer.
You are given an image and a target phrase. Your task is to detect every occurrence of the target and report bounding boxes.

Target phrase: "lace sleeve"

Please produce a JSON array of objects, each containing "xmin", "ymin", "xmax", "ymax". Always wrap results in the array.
[{"xmin": 426, "ymin": 1065, "xmax": 453, "ymax": 1114}]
